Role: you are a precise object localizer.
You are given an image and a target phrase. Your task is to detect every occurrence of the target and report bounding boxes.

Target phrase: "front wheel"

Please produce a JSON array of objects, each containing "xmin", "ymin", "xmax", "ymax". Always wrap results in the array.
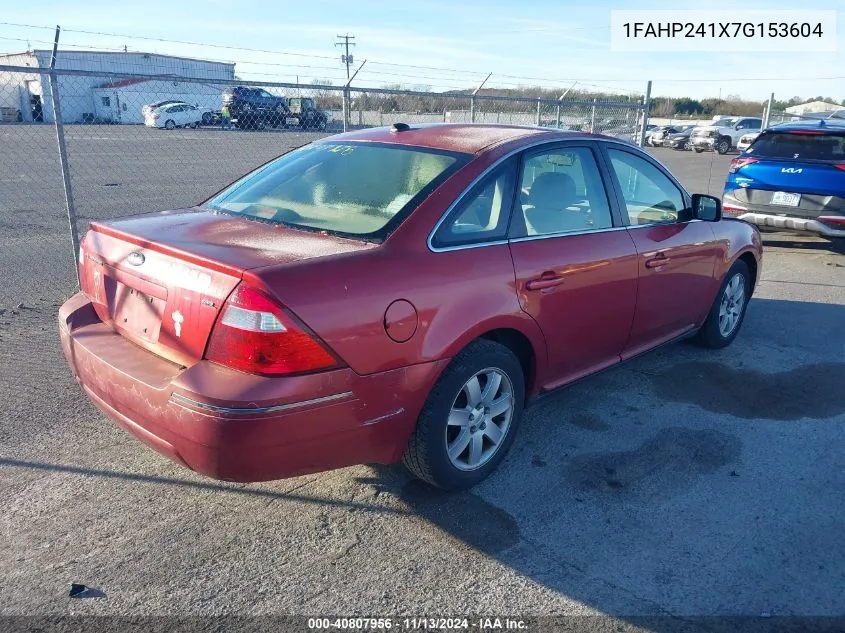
[
  {"xmin": 402, "ymin": 339, "xmax": 525, "ymax": 491},
  {"xmin": 693, "ymin": 147, "xmax": 704, "ymax": 153},
  {"xmin": 694, "ymin": 259, "xmax": 751, "ymax": 349},
  {"xmin": 164, "ymin": 119, "xmax": 176, "ymax": 130},
  {"xmin": 716, "ymin": 137, "xmax": 731, "ymax": 154}
]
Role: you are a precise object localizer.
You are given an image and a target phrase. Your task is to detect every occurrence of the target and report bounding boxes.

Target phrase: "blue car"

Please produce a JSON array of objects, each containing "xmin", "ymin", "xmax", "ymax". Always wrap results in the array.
[{"xmin": 722, "ymin": 119, "xmax": 845, "ymax": 240}]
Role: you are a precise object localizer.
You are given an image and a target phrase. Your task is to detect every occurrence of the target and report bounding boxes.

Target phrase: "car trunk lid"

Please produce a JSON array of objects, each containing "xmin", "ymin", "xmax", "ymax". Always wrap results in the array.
[{"xmin": 79, "ymin": 208, "xmax": 376, "ymax": 367}]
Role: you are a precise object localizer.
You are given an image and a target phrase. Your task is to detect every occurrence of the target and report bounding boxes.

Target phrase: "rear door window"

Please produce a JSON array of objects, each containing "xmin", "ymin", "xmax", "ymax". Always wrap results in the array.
[{"xmin": 748, "ymin": 131, "xmax": 845, "ymax": 161}]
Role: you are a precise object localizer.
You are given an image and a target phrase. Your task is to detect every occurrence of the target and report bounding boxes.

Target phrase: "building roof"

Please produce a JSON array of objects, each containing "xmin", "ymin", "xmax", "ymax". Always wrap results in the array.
[
  {"xmin": 28, "ymin": 49, "xmax": 235, "ymax": 67},
  {"xmin": 784, "ymin": 100, "xmax": 842, "ymax": 114}
]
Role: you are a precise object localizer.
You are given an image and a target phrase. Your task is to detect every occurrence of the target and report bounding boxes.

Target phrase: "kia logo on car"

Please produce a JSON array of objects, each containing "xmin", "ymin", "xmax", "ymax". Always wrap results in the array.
[
  {"xmin": 127, "ymin": 251, "xmax": 145, "ymax": 266},
  {"xmin": 781, "ymin": 167, "xmax": 803, "ymax": 174}
]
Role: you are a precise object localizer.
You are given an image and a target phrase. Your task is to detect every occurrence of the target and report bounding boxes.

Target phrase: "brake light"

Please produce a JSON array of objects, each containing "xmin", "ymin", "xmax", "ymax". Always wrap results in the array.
[
  {"xmin": 820, "ymin": 216, "xmax": 845, "ymax": 225},
  {"xmin": 722, "ymin": 205, "xmax": 747, "ymax": 216},
  {"xmin": 205, "ymin": 284, "xmax": 339, "ymax": 376},
  {"xmin": 729, "ymin": 157, "xmax": 758, "ymax": 173},
  {"xmin": 834, "ymin": 165, "xmax": 845, "ymax": 172}
]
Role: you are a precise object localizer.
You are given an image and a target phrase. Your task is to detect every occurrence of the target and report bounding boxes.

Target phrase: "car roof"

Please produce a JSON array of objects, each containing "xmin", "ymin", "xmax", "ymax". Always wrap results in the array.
[
  {"xmin": 321, "ymin": 123, "xmax": 620, "ymax": 155},
  {"xmin": 769, "ymin": 119, "xmax": 845, "ymax": 133}
]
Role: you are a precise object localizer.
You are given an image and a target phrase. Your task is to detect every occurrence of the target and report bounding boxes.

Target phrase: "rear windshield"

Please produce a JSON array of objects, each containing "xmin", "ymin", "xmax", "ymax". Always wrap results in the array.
[
  {"xmin": 748, "ymin": 130, "xmax": 845, "ymax": 161},
  {"xmin": 205, "ymin": 142, "xmax": 468, "ymax": 241}
]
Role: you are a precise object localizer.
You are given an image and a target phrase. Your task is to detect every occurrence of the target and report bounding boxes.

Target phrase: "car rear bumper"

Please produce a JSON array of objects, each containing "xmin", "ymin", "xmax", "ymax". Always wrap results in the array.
[
  {"xmin": 59, "ymin": 293, "xmax": 444, "ymax": 482},
  {"xmin": 723, "ymin": 192, "xmax": 845, "ymax": 238}
]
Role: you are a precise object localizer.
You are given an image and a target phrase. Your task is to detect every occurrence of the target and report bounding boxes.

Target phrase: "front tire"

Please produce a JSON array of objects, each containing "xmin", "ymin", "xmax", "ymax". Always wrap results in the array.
[
  {"xmin": 402, "ymin": 339, "xmax": 525, "ymax": 491},
  {"xmin": 164, "ymin": 119, "xmax": 176, "ymax": 130},
  {"xmin": 694, "ymin": 260, "xmax": 751, "ymax": 349},
  {"xmin": 716, "ymin": 137, "xmax": 731, "ymax": 154}
]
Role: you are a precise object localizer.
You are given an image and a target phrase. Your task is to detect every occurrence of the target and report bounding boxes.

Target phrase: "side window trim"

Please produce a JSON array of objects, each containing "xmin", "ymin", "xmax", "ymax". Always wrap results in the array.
[
  {"xmin": 597, "ymin": 142, "xmax": 691, "ymax": 228},
  {"xmin": 429, "ymin": 156, "xmax": 519, "ymax": 251}
]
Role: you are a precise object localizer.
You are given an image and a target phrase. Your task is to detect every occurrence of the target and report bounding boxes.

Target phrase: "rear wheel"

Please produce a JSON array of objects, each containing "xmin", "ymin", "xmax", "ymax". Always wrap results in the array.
[
  {"xmin": 402, "ymin": 339, "xmax": 525, "ymax": 491},
  {"xmin": 694, "ymin": 259, "xmax": 751, "ymax": 349}
]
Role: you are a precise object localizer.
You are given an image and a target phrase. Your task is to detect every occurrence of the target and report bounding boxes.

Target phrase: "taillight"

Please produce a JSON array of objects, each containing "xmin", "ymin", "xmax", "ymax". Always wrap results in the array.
[
  {"xmin": 729, "ymin": 157, "xmax": 758, "ymax": 173},
  {"xmin": 834, "ymin": 165, "xmax": 845, "ymax": 172},
  {"xmin": 205, "ymin": 284, "xmax": 339, "ymax": 376},
  {"xmin": 722, "ymin": 205, "xmax": 747, "ymax": 216}
]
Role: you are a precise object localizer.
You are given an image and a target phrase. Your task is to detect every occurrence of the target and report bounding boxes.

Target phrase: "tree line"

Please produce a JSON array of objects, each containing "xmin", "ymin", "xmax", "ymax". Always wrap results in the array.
[{"xmin": 307, "ymin": 79, "xmax": 843, "ymax": 116}]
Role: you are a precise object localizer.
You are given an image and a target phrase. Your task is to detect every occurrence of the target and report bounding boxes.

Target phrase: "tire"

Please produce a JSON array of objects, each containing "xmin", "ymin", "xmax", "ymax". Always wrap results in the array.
[
  {"xmin": 164, "ymin": 119, "xmax": 176, "ymax": 130},
  {"xmin": 201, "ymin": 112, "xmax": 212, "ymax": 125},
  {"xmin": 694, "ymin": 147, "xmax": 704, "ymax": 153},
  {"xmin": 694, "ymin": 259, "xmax": 751, "ymax": 349},
  {"xmin": 402, "ymin": 339, "xmax": 526, "ymax": 491},
  {"xmin": 189, "ymin": 121, "xmax": 198, "ymax": 129},
  {"xmin": 716, "ymin": 137, "xmax": 731, "ymax": 154}
]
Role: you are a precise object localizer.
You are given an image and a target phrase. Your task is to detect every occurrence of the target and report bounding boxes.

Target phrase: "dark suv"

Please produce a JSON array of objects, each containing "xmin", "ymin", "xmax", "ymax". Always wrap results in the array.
[{"xmin": 222, "ymin": 87, "xmax": 329, "ymax": 130}]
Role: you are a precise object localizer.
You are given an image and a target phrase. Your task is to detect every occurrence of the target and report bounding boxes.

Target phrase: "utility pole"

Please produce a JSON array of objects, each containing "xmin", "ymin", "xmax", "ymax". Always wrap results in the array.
[{"xmin": 335, "ymin": 33, "xmax": 356, "ymax": 80}]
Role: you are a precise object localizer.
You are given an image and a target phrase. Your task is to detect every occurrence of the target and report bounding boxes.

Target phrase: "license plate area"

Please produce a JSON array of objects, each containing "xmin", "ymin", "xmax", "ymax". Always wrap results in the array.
[
  {"xmin": 104, "ymin": 274, "xmax": 167, "ymax": 343},
  {"xmin": 286, "ymin": 117, "xmax": 299, "ymax": 125},
  {"xmin": 771, "ymin": 191, "xmax": 801, "ymax": 207}
]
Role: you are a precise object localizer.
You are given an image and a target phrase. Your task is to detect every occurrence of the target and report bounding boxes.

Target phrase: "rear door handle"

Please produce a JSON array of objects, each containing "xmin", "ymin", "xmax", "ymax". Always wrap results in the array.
[
  {"xmin": 645, "ymin": 253, "xmax": 671, "ymax": 269},
  {"xmin": 526, "ymin": 272, "xmax": 566, "ymax": 291}
]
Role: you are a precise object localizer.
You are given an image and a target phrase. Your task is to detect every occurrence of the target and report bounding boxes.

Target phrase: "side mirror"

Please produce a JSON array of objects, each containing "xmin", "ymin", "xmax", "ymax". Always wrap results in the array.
[{"xmin": 691, "ymin": 193, "xmax": 722, "ymax": 222}]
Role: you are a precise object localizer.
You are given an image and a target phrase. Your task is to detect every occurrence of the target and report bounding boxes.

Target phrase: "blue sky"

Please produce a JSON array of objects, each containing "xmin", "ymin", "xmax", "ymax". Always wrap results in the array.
[{"xmin": 1, "ymin": 0, "xmax": 843, "ymax": 102}]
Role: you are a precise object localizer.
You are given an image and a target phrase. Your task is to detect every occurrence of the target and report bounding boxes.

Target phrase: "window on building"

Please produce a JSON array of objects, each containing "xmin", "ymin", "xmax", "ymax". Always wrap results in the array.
[{"xmin": 101, "ymin": 97, "xmax": 111, "ymax": 107}]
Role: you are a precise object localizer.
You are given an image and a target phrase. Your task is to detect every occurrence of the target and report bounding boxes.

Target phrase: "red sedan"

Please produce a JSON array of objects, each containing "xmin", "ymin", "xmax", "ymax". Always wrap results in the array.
[{"xmin": 59, "ymin": 124, "xmax": 762, "ymax": 491}]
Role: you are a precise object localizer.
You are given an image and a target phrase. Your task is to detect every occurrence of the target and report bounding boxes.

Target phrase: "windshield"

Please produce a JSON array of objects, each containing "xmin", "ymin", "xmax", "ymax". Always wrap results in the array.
[
  {"xmin": 205, "ymin": 142, "xmax": 468, "ymax": 240},
  {"xmin": 747, "ymin": 130, "xmax": 845, "ymax": 161}
]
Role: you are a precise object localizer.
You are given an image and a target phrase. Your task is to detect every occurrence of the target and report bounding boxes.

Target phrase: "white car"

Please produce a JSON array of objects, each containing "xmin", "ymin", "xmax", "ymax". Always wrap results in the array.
[
  {"xmin": 141, "ymin": 100, "xmax": 184, "ymax": 118},
  {"xmin": 145, "ymin": 103, "xmax": 203, "ymax": 129},
  {"xmin": 736, "ymin": 131, "xmax": 759, "ymax": 152}
]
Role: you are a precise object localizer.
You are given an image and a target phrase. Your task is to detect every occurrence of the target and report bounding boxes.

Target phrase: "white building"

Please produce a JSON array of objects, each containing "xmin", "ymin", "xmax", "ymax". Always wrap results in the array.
[
  {"xmin": 0, "ymin": 50, "xmax": 234, "ymax": 123},
  {"xmin": 784, "ymin": 100, "xmax": 842, "ymax": 115}
]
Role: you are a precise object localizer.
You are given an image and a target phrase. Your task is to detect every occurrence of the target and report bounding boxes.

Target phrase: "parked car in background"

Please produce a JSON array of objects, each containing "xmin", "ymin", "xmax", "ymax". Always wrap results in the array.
[
  {"xmin": 664, "ymin": 126, "xmax": 695, "ymax": 150},
  {"xmin": 144, "ymin": 103, "xmax": 204, "ymax": 129},
  {"xmin": 650, "ymin": 125, "xmax": 694, "ymax": 147},
  {"xmin": 691, "ymin": 117, "xmax": 763, "ymax": 154},
  {"xmin": 723, "ymin": 119, "xmax": 845, "ymax": 239},
  {"xmin": 736, "ymin": 132, "xmax": 760, "ymax": 152},
  {"xmin": 222, "ymin": 86, "xmax": 289, "ymax": 129},
  {"xmin": 59, "ymin": 123, "xmax": 761, "ymax": 491},
  {"xmin": 142, "ymin": 100, "xmax": 184, "ymax": 119}
]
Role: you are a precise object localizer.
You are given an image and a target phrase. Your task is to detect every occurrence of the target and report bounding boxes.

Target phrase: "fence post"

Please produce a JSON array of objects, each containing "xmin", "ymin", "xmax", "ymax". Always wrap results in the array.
[
  {"xmin": 379, "ymin": 106, "xmax": 383, "ymax": 127},
  {"xmin": 470, "ymin": 96, "xmax": 476, "ymax": 123},
  {"xmin": 342, "ymin": 88, "xmax": 349, "ymax": 132},
  {"xmin": 47, "ymin": 26, "xmax": 80, "ymax": 288},
  {"xmin": 590, "ymin": 99, "xmax": 596, "ymax": 133},
  {"xmin": 637, "ymin": 80, "xmax": 652, "ymax": 147},
  {"xmin": 763, "ymin": 92, "xmax": 774, "ymax": 129},
  {"xmin": 536, "ymin": 100, "xmax": 541, "ymax": 126}
]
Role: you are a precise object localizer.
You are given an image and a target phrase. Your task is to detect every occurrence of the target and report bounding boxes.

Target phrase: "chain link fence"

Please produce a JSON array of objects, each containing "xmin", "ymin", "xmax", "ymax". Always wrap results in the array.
[{"xmin": 0, "ymin": 64, "xmax": 647, "ymax": 283}]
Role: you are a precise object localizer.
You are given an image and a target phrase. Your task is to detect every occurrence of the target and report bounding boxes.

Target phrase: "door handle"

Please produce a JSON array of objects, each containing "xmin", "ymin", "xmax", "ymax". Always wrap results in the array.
[
  {"xmin": 526, "ymin": 272, "xmax": 566, "ymax": 291},
  {"xmin": 645, "ymin": 253, "xmax": 672, "ymax": 269}
]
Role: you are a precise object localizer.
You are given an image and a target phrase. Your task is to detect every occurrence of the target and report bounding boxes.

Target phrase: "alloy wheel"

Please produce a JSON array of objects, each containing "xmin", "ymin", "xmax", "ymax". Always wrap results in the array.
[
  {"xmin": 718, "ymin": 273, "xmax": 746, "ymax": 337},
  {"xmin": 445, "ymin": 368, "xmax": 514, "ymax": 471}
]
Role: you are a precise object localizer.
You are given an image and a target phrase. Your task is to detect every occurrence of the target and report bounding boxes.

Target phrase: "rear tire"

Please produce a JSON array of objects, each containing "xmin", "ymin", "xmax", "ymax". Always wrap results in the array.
[
  {"xmin": 402, "ymin": 339, "xmax": 525, "ymax": 491},
  {"xmin": 694, "ymin": 259, "xmax": 751, "ymax": 349}
]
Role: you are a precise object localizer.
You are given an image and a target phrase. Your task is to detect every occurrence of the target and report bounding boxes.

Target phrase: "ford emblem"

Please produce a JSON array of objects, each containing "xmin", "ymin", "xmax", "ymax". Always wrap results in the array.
[{"xmin": 127, "ymin": 251, "xmax": 145, "ymax": 267}]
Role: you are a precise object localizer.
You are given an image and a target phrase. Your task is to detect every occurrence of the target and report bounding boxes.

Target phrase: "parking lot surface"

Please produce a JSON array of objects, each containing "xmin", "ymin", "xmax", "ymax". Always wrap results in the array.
[{"xmin": 1, "ymin": 126, "xmax": 844, "ymax": 620}]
